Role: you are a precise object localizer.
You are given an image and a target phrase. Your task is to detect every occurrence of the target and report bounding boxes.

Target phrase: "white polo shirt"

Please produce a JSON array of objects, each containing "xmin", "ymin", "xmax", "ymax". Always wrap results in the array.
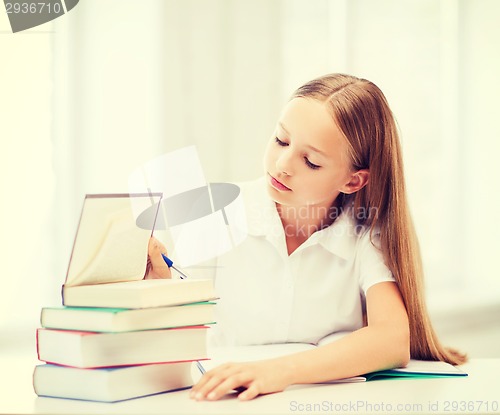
[{"xmin": 208, "ymin": 177, "xmax": 395, "ymax": 347}]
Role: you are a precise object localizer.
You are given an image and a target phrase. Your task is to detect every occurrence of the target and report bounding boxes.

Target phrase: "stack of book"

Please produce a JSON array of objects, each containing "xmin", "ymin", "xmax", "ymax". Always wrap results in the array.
[
  {"xmin": 33, "ymin": 193, "xmax": 216, "ymax": 402},
  {"xmin": 34, "ymin": 281, "xmax": 216, "ymax": 402}
]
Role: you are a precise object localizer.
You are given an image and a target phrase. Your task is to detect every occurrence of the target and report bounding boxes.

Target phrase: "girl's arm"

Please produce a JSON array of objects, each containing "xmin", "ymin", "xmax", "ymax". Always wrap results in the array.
[{"xmin": 190, "ymin": 281, "xmax": 410, "ymax": 401}]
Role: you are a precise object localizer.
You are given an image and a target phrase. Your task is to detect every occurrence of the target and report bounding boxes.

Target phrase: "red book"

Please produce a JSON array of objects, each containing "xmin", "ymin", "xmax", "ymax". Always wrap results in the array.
[{"xmin": 37, "ymin": 326, "xmax": 208, "ymax": 369}]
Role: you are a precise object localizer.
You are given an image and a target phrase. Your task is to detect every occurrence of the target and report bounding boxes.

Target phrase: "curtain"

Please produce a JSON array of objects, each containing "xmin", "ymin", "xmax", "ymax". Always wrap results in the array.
[{"xmin": 2, "ymin": 0, "xmax": 500, "ymax": 329}]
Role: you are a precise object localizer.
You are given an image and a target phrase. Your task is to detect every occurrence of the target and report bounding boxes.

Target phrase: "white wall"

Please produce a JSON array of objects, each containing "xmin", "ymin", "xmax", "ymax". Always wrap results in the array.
[
  {"xmin": 0, "ymin": 11, "xmax": 54, "ymax": 331},
  {"xmin": 1, "ymin": 0, "xmax": 499, "ymax": 355}
]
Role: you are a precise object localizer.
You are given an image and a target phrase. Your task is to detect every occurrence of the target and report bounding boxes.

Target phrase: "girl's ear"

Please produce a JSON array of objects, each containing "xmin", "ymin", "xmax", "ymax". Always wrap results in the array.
[{"xmin": 340, "ymin": 169, "xmax": 369, "ymax": 194}]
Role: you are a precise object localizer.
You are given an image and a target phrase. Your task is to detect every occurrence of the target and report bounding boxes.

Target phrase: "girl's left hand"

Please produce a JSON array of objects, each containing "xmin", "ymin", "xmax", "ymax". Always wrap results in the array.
[{"xmin": 189, "ymin": 359, "xmax": 294, "ymax": 401}]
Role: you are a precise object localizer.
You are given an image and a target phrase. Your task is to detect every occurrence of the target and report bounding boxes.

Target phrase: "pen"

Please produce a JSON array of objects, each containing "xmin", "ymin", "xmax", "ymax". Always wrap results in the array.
[
  {"xmin": 161, "ymin": 253, "xmax": 189, "ymax": 279},
  {"xmin": 163, "ymin": 254, "xmax": 247, "ymax": 396},
  {"xmin": 196, "ymin": 361, "xmax": 206, "ymax": 375}
]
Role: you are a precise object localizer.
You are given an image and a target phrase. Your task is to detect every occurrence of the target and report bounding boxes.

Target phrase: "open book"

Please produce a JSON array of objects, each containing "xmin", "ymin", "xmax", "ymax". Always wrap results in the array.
[
  {"xmin": 198, "ymin": 343, "xmax": 467, "ymax": 384},
  {"xmin": 62, "ymin": 193, "xmax": 215, "ymax": 308},
  {"xmin": 65, "ymin": 193, "xmax": 163, "ymax": 286}
]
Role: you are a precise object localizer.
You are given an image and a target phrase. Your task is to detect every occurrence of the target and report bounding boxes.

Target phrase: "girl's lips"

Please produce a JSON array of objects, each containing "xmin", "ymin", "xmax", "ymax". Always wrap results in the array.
[{"xmin": 269, "ymin": 174, "xmax": 291, "ymax": 191}]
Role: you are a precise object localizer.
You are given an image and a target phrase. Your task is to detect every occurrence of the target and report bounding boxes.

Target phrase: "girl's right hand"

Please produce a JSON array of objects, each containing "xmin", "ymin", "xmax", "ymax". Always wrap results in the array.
[{"xmin": 145, "ymin": 236, "xmax": 172, "ymax": 279}]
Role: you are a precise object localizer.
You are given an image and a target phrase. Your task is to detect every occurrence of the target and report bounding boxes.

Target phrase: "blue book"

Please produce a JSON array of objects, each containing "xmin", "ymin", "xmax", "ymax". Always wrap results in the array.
[{"xmin": 33, "ymin": 362, "xmax": 193, "ymax": 402}]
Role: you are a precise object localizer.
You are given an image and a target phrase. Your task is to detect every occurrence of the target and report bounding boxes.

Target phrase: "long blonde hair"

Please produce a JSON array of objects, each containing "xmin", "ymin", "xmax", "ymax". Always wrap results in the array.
[{"xmin": 292, "ymin": 73, "xmax": 466, "ymax": 365}]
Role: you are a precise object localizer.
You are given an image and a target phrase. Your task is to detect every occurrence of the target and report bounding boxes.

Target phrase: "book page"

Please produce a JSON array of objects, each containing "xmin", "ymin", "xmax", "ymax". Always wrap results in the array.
[
  {"xmin": 389, "ymin": 359, "xmax": 467, "ymax": 375},
  {"xmin": 65, "ymin": 194, "xmax": 161, "ymax": 286}
]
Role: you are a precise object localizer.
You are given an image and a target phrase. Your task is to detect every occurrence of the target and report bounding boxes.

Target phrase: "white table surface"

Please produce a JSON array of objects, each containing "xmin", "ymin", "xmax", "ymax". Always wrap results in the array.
[{"xmin": 1, "ymin": 353, "xmax": 499, "ymax": 415}]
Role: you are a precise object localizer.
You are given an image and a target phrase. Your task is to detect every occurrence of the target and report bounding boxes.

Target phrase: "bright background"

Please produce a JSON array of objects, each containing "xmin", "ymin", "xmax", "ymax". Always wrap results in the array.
[{"xmin": 1, "ymin": 0, "xmax": 499, "ymax": 357}]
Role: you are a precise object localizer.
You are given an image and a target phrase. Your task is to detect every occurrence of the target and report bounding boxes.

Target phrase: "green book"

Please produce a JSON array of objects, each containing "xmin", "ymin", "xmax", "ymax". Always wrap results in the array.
[
  {"xmin": 363, "ymin": 359, "xmax": 468, "ymax": 381},
  {"xmin": 40, "ymin": 302, "xmax": 215, "ymax": 333}
]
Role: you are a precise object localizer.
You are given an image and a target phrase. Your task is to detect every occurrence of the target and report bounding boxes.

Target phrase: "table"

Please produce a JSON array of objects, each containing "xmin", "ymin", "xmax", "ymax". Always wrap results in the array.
[{"xmin": 1, "ymin": 354, "xmax": 499, "ymax": 414}]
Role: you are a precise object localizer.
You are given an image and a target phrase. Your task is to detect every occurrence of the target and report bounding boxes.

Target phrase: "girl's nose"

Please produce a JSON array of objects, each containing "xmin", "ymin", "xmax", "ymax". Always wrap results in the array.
[{"xmin": 276, "ymin": 151, "xmax": 294, "ymax": 176}]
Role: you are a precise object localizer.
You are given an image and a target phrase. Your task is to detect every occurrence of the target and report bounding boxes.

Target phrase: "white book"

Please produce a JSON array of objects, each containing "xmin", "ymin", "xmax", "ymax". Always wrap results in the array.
[{"xmin": 62, "ymin": 278, "xmax": 216, "ymax": 308}]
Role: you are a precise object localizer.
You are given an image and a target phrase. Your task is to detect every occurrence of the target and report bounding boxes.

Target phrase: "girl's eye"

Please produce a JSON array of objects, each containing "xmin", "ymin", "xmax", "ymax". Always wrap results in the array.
[
  {"xmin": 274, "ymin": 137, "xmax": 320, "ymax": 169},
  {"xmin": 275, "ymin": 137, "xmax": 288, "ymax": 146},
  {"xmin": 305, "ymin": 157, "xmax": 321, "ymax": 170}
]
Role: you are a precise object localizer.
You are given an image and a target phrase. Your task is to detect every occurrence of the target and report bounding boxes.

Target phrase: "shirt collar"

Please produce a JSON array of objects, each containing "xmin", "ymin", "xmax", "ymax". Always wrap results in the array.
[{"xmin": 314, "ymin": 211, "xmax": 359, "ymax": 260}]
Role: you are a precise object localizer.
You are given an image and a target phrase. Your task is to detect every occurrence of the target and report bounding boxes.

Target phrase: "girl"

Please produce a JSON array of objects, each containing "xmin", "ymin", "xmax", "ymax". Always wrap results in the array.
[{"xmin": 147, "ymin": 73, "xmax": 466, "ymax": 401}]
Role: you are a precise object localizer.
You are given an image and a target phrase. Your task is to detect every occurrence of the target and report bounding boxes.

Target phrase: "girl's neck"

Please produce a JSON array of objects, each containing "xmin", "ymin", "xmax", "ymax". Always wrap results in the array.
[{"xmin": 276, "ymin": 201, "xmax": 341, "ymax": 254}]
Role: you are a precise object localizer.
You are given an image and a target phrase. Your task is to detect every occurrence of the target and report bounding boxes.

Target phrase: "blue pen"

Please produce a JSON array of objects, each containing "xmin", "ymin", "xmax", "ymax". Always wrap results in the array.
[
  {"xmin": 161, "ymin": 253, "xmax": 190, "ymax": 280},
  {"xmin": 163, "ymin": 257, "xmax": 247, "ymax": 396},
  {"xmin": 196, "ymin": 361, "xmax": 206, "ymax": 375}
]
